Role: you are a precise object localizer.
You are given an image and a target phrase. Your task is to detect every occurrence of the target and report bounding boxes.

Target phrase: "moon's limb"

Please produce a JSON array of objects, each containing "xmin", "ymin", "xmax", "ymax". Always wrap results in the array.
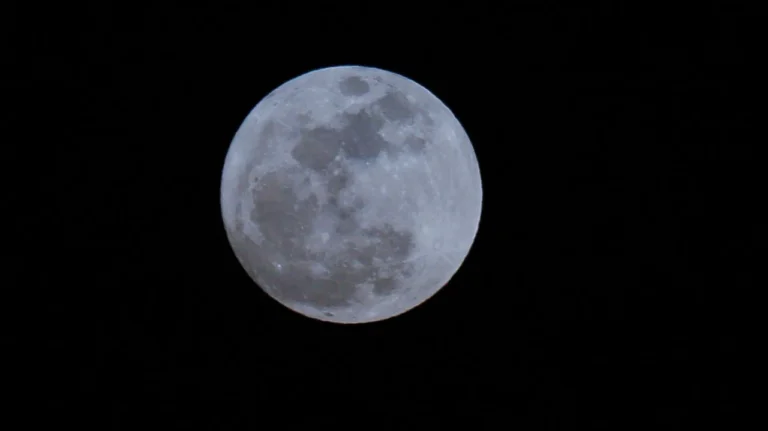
[{"xmin": 221, "ymin": 65, "xmax": 482, "ymax": 323}]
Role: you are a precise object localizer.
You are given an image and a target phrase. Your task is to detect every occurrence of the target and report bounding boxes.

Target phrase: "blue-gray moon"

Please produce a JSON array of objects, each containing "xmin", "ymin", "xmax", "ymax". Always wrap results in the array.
[{"xmin": 220, "ymin": 65, "xmax": 482, "ymax": 323}]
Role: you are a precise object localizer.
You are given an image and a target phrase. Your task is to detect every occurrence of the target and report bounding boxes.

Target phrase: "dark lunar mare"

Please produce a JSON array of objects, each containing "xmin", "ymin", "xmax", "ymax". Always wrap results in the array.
[{"xmin": 338, "ymin": 76, "xmax": 370, "ymax": 96}]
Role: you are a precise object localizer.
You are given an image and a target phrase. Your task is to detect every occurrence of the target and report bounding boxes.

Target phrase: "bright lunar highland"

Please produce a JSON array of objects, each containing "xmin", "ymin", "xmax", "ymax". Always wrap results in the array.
[{"xmin": 220, "ymin": 65, "xmax": 482, "ymax": 323}]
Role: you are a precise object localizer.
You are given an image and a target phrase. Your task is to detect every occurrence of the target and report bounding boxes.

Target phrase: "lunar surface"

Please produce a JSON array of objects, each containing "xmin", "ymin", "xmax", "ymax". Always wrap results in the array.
[{"xmin": 220, "ymin": 65, "xmax": 482, "ymax": 323}]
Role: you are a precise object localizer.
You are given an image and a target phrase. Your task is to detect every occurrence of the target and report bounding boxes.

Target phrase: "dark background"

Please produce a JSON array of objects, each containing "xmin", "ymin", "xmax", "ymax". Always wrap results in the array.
[{"xmin": 8, "ymin": 2, "xmax": 760, "ymax": 429}]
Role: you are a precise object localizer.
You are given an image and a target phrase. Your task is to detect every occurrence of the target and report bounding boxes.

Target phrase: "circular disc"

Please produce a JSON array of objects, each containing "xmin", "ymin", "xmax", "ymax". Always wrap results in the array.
[{"xmin": 220, "ymin": 65, "xmax": 482, "ymax": 323}]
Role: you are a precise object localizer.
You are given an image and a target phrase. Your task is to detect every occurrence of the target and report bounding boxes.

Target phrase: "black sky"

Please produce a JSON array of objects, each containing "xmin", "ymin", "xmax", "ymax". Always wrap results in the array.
[{"xmin": 9, "ymin": 3, "xmax": 760, "ymax": 429}]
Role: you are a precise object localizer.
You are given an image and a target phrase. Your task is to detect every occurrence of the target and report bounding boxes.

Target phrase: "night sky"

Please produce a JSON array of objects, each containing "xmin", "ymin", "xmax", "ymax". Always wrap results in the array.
[{"xmin": 9, "ymin": 3, "xmax": 759, "ymax": 429}]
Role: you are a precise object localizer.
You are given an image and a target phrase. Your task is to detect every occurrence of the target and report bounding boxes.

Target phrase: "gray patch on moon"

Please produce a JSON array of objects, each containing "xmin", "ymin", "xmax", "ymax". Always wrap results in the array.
[
  {"xmin": 326, "ymin": 166, "xmax": 350, "ymax": 195},
  {"xmin": 337, "ymin": 110, "xmax": 390, "ymax": 161},
  {"xmin": 376, "ymin": 90, "xmax": 415, "ymax": 122},
  {"xmin": 403, "ymin": 135, "xmax": 427, "ymax": 153},
  {"xmin": 291, "ymin": 127, "xmax": 343, "ymax": 171},
  {"xmin": 373, "ymin": 277, "xmax": 399, "ymax": 296},
  {"xmin": 338, "ymin": 76, "xmax": 370, "ymax": 96},
  {"xmin": 250, "ymin": 168, "xmax": 319, "ymax": 260},
  {"xmin": 293, "ymin": 107, "xmax": 391, "ymax": 164},
  {"xmin": 291, "ymin": 89, "xmax": 428, "ymax": 168}
]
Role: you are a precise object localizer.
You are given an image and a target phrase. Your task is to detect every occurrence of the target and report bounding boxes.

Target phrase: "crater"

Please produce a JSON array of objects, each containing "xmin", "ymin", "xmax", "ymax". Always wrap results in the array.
[{"xmin": 338, "ymin": 76, "xmax": 370, "ymax": 96}]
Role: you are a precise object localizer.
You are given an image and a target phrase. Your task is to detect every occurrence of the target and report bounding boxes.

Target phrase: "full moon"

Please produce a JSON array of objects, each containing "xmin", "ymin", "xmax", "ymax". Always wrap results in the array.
[{"xmin": 220, "ymin": 65, "xmax": 482, "ymax": 323}]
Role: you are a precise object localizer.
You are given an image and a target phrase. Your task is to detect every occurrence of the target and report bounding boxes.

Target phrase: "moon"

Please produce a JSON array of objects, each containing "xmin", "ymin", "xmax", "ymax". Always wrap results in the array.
[{"xmin": 220, "ymin": 65, "xmax": 482, "ymax": 324}]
